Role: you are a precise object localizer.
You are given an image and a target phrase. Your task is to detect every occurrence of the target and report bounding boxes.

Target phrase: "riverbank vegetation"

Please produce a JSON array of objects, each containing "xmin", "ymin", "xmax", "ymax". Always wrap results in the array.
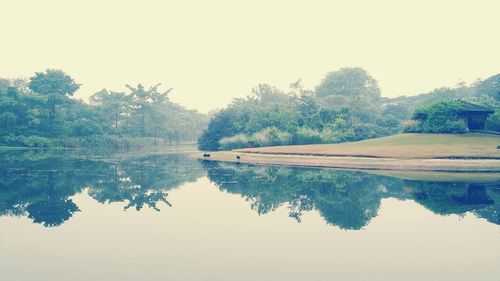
[
  {"xmin": 0, "ymin": 70, "xmax": 208, "ymax": 149},
  {"xmin": 198, "ymin": 68, "xmax": 499, "ymax": 150}
]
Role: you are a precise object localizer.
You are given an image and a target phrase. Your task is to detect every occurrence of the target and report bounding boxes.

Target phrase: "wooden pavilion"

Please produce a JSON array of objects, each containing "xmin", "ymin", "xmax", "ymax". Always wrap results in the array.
[{"xmin": 456, "ymin": 100, "xmax": 495, "ymax": 130}]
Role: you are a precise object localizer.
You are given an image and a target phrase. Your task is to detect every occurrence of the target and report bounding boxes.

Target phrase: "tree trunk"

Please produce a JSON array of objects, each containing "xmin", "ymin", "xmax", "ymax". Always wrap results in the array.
[
  {"xmin": 48, "ymin": 97, "xmax": 56, "ymax": 127},
  {"xmin": 141, "ymin": 108, "xmax": 145, "ymax": 137},
  {"xmin": 114, "ymin": 107, "xmax": 118, "ymax": 130}
]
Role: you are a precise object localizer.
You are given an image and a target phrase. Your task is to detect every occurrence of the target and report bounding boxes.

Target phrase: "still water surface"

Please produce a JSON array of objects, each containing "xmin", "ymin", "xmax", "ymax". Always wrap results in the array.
[{"xmin": 1, "ymin": 148, "xmax": 499, "ymax": 281}]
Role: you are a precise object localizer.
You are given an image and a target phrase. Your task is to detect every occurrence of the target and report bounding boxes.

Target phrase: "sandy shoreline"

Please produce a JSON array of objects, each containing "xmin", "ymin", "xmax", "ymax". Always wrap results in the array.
[{"xmin": 197, "ymin": 151, "xmax": 500, "ymax": 172}]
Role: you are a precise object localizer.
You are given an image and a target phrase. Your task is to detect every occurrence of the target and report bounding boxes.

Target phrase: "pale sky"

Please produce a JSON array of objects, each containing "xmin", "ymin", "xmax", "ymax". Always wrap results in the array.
[{"xmin": 1, "ymin": 0, "xmax": 499, "ymax": 113}]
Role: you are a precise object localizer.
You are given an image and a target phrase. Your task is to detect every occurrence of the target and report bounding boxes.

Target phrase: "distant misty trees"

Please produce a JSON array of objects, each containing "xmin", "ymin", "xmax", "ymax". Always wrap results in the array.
[
  {"xmin": 0, "ymin": 69, "xmax": 208, "ymax": 147},
  {"xmin": 90, "ymin": 83, "xmax": 205, "ymax": 143}
]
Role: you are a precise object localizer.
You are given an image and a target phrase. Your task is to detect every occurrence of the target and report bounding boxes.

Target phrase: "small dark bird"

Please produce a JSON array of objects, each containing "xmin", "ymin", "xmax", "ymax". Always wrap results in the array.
[
  {"xmin": 203, "ymin": 153, "xmax": 211, "ymax": 158},
  {"xmin": 236, "ymin": 155, "xmax": 241, "ymax": 160}
]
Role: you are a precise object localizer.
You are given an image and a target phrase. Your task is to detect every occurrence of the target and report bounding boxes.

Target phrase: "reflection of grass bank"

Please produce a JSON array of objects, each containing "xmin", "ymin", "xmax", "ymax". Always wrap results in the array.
[
  {"xmin": 234, "ymin": 133, "xmax": 500, "ymax": 159},
  {"xmin": 210, "ymin": 161, "xmax": 500, "ymax": 183},
  {"xmin": 367, "ymin": 170, "xmax": 500, "ymax": 183}
]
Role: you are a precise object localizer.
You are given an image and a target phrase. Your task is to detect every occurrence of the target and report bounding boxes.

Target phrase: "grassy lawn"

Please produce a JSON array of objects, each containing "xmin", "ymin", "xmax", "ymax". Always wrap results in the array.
[{"xmin": 236, "ymin": 133, "xmax": 500, "ymax": 159}]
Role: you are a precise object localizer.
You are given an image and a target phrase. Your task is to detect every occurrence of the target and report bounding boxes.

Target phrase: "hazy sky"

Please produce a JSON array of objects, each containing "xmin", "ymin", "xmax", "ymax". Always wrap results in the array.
[{"xmin": 1, "ymin": 0, "xmax": 499, "ymax": 113}]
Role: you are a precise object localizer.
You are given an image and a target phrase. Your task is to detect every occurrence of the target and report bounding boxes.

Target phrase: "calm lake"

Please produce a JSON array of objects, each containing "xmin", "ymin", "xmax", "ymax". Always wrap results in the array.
[{"xmin": 1, "ymin": 148, "xmax": 499, "ymax": 281}]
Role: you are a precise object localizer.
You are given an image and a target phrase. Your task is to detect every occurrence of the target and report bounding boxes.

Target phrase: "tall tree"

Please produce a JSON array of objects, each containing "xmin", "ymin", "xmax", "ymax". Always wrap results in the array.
[
  {"xmin": 315, "ymin": 68, "xmax": 382, "ymax": 122},
  {"xmin": 126, "ymin": 83, "xmax": 172, "ymax": 136},
  {"xmin": 28, "ymin": 69, "xmax": 80, "ymax": 128},
  {"xmin": 90, "ymin": 89, "xmax": 131, "ymax": 131}
]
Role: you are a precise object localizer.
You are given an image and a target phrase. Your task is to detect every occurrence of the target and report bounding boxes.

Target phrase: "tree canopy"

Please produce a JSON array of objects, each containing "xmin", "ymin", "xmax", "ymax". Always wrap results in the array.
[
  {"xmin": 199, "ymin": 68, "xmax": 397, "ymax": 150},
  {"xmin": 198, "ymin": 68, "xmax": 499, "ymax": 151},
  {"xmin": 0, "ymin": 69, "xmax": 208, "ymax": 148}
]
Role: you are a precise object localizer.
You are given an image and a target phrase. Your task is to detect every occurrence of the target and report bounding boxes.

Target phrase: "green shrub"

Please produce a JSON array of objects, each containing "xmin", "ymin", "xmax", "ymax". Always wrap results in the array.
[
  {"xmin": 218, "ymin": 128, "xmax": 293, "ymax": 150},
  {"xmin": 276, "ymin": 130, "xmax": 291, "ymax": 145},
  {"xmin": 0, "ymin": 135, "xmax": 52, "ymax": 148},
  {"xmin": 402, "ymin": 120, "xmax": 423, "ymax": 133},
  {"xmin": 320, "ymin": 128, "xmax": 340, "ymax": 143},
  {"xmin": 248, "ymin": 128, "xmax": 288, "ymax": 147},
  {"xmin": 267, "ymin": 127, "xmax": 280, "ymax": 146},
  {"xmin": 406, "ymin": 100, "xmax": 466, "ymax": 133},
  {"xmin": 321, "ymin": 127, "xmax": 356, "ymax": 143},
  {"xmin": 219, "ymin": 134, "xmax": 249, "ymax": 150},
  {"xmin": 295, "ymin": 128, "xmax": 323, "ymax": 144},
  {"xmin": 485, "ymin": 112, "xmax": 500, "ymax": 131},
  {"xmin": 217, "ymin": 123, "xmax": 392, "ymax": 150},
  {"xmin": 24, "ymin": 136, "xmax": 51, "ymax": 148},
  {"xmin": 251, "ymin": 129, "xmax": 270, "ymax": 147},
  {"xmin": 1, "ymin": 134, "xmax": 25, "ymax": 146},
  {"xmin": 444, "ymin": 120, "xmax": 467, "ymax": 133}
]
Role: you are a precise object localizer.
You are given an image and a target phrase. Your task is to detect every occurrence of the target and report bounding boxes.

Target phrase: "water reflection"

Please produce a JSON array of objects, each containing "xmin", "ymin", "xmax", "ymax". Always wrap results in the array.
[
  {"xmin": 0, "ymin": 150, "xmax": 499, "ymax": 228},
  {"xmin": 0, "ymin": 150, "xmax": 204, "ymax": 227},
  {"xmin": 204, "ymin": 162, "xmax": 500, "ymax": 229}
]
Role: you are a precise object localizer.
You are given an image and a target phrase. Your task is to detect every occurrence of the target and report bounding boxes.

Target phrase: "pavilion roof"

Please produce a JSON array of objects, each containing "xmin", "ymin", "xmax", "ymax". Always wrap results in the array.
[{"xmin": 455, "ymin": 100, "xmax": 495, "ymax": 113}]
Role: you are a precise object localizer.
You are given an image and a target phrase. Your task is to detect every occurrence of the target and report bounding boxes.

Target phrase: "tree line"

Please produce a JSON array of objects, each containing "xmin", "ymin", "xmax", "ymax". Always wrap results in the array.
[
  {"xmin": 0, "ymin": 69, "xmax": 208, "ymax": 148},
  {"xmin": 198, "ymin": 68, "xmax": 500, "ymax": 150}
]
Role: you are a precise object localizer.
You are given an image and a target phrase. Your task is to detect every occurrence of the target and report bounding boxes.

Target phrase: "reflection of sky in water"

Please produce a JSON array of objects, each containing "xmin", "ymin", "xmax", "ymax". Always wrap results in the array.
[{"xmin": 0, "ymin": 150, "xmax": 499, "ymax": 281}]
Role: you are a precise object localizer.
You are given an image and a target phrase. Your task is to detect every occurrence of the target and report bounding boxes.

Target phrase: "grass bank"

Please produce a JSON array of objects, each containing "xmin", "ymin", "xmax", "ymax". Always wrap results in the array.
[
  {"xmin": 235, "ymin": 133, "xmax": 500, "ymax": 159},
  {"xmin": 199, "ymin": 133, "xmax": 500, "ymax": 172}
]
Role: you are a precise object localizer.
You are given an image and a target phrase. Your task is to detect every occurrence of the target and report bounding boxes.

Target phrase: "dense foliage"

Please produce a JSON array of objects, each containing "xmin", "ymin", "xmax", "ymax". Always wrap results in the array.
[
  {"xmin": 0, "ymin": 70, "xmax": 208, "ymax": 148},
  {"xmin": 199, "ymin": 68, "xmax": 400, "ymax": 150},
  {"xmin": 199, "ymin": 68, "xmax": 500, "ymax": 150},
  {"xmin": 403, "ymin": 100, "xmax": 467, "ymax": 133}
]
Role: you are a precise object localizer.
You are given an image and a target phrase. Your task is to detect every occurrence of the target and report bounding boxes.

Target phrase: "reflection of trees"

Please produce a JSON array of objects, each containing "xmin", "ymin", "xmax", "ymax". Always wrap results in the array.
[
  {"xmin": 407, "ymin": 181, "xmax": 499, "ymax": 225},
  {"xmin": 408, "ymin": 182, "xmax": 491, "ymax": 214},
  {"xmin": 0, "ymin": 151, "xmax": 204, "ymax": 227},
  {"xmin": 205, "ymin": 162, "xmax": 500, "ymax": 230},
  {"xmin": 88, "ymin": 154, "xmax": 202, "ymax": 211},
  {"xmin": 205, "ymin": 162, "xmax": 402, "ymax": 230},
  {"xmin": 87, "ymin": 159, "xmax": 175, "ymax": 212},
  {"xmin": 1, "ymin": 150, "xmax": 499, "ymax": 229},
  {"xmin": 25, "ymin": 171, "xmax": 80, "ymax": 227},
  {"xmin": 27, "ymin": 200, "xmax": 79, "ymax": 227},
  {"xmin": 0, "ymin": 156, "xmax": 97, "ymax": 226},
  {"xmin": 474, "ymin": 187, "xmax": 500, "ymax": 225}
]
